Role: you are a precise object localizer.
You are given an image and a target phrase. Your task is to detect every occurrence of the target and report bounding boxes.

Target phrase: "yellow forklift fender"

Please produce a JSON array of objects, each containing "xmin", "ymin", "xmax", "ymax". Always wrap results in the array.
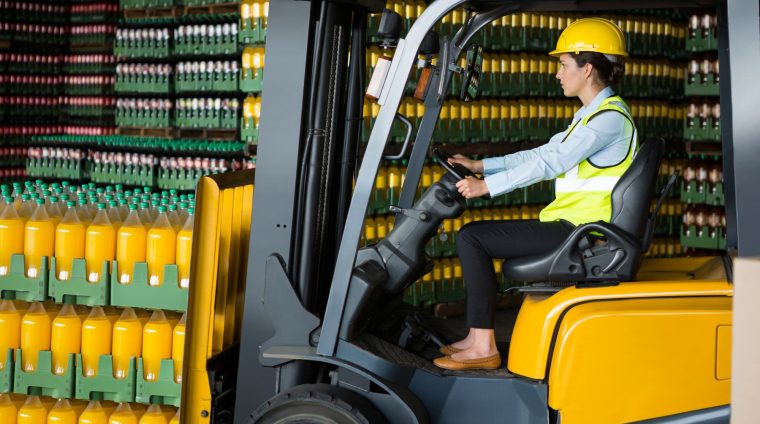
[{"xmin": 507, "ymin": 257, "xmax": 732, "ymax": 423}]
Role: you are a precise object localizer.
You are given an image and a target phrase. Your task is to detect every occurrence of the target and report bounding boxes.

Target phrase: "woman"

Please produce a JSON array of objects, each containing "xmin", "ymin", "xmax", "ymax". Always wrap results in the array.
[{"xmin": 434, "ymin": 18, "xmax": 637, "ymax": 371}]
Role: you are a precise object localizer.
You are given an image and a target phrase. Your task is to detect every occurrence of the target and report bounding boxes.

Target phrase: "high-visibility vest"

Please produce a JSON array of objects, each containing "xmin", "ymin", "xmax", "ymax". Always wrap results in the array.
[{"xmin": 539, "ymin": 95, "xmax": 638, "ymax": 226}]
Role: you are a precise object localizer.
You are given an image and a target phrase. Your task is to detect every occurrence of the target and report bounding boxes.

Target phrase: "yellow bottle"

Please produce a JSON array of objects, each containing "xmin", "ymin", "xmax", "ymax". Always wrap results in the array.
[
  {"xmin": 146, "ymin": 206, "xmax": 176, "ymax": 287},
  {"xmin": 387, "ymin": 164, "xmax": 401, "ymax": 206},
  {"xmin": 46, "ymin": 197, "xmax": 63, "ymax": 229},
  {"xmin": 116, "ymin": 205, "xmax": 147, "ymax": 285},
  {"xmin": 81, "ymin": 307, "xmax": 113, "ymax": 378},
  {"xmin": 108, "ymin": 403, "xmax": 142, "ymax": 424},
  {"xmin": 111, "ymin": 308, "xmax": 144, "ymax": 380},
  {"xmin": 16, "ymin": 396, "xmax": 55, "ymax": 424},
  {"xmin": 137, "ymin": 405, "xmax": 168, "ymax": 424},
  {"xmin": 0, "ymin": 300, "xmax": 22, "ymax": 370},
  {"xmin": 20, "ymin": 302, "xmax": 52, "ymax": 372},
  {"xmin": 55, "ymin": 201, "xmax": 86, "ymax": 281},
  {"xmin": 85, "ymin": 203, "xmax": 115, "ymax": 283},
  {"xmin": 24, "ymin": 199, "xmax": 55, "ymax": 278},
  {"xmin": 172, "ymin": 313, "xmax": 186, "ymax": 384},
  {"xmin": 0, "ymin": 393, "xmax": 24, "ymax": 424},
  {"xmin": 51, "ymin": 304, "xmax": 83, "ymax": 376},
  {"xmin": 78, "ymin": 401, "xmax": 115, "ymax": 424},
  {"xmin": 168, "ymin": 409, "xmax": 179, "ymax": 424},
  {"xmin": 47, "ymin": 399, "xmax": 86, "ymax": 424},
  {"xmin": 142, "ymin": 310, "xmax": 174, "ymax": 382},
  {"xmin": 0, "ymin": 196, "xmax": 24, "ymax": 276},
  {"xmin": 175, "ymin": 209, "xmax": 194, "ymax": 289}
]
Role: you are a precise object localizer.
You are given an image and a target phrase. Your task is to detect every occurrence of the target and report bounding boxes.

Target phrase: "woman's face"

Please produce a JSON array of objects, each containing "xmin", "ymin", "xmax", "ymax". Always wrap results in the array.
[{"xmin": 556, "ymin": 53, "xmax": 589, "ymax": 97}]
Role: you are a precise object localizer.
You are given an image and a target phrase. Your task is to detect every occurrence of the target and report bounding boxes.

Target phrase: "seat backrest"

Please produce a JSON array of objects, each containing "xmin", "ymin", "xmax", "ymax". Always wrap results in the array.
[{"xmin": 609, "ymin": 139, "xmax": 664, "ymax": 240}]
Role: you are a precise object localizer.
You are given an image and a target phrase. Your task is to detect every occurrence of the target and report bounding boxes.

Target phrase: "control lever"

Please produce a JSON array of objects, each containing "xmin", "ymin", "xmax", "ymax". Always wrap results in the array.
[
  {"xmin": 389, "ymin": 205, "xmax": 430, "ymax": 222},
  {"xmin": 398, "ymin": 315, "xmax": 447, "ymax": 350}
]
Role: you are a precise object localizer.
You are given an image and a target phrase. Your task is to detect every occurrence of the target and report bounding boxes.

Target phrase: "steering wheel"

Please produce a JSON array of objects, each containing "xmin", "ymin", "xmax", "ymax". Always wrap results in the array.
[
  {"xmin": 432, "ymin": 148, "xmax": 491, "ymax": 200},
  {"xmin": 432, "ymin": 148, "xmax": 477, "ymax": 181}
]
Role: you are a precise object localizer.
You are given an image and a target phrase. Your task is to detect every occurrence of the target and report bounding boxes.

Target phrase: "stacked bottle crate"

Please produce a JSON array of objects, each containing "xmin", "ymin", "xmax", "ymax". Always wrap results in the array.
[
  {"xmin": 12, "ymin": 1, "xmax": 120, "ymax": 187},
  {"xmin": 27, "ymin": 134, "xmax": 249, "ymax": 190},
  {"xmin": 0, "ymin": 180, "xmax": 194, "ymax": 422},
  {"xmin": 0, "ymin": 2, "xmax": 67, "ymax": 184},
  {"xmin": 95, "ymin": 0, "xmax": 256, "ymax": 191},
  {"xmin": 63, "ymin": 2, "xmax": 119, "ymax": 136},
  {"xmin": 362, "ymin": 4, "xmax": 696, "ymax": 307},
  {"xmin": 680, "ymin": 11, "xmax": 725, "ymax": 252},
  {"xmin": 239, "ymin": 0, "xmax": 267, "ymax": 145}
]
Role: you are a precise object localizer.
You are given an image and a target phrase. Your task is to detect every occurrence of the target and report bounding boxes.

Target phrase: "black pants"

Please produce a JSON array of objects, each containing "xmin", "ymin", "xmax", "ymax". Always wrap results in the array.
[{"xmin": 457, "ymin": 220, "xmax": 574, "ymax": 329}]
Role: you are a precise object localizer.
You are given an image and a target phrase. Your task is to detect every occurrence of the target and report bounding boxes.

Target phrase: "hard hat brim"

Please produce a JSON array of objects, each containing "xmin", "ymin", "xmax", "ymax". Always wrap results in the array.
[{"xmin": 548, "ymin": 48, "xmax": 629, "ymax": 58}]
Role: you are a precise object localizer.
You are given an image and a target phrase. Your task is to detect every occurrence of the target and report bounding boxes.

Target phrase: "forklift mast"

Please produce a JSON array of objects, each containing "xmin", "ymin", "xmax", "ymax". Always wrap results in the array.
[{"xmin": 179, "ymin": 1, "xmax": 760, "ymax": 423}]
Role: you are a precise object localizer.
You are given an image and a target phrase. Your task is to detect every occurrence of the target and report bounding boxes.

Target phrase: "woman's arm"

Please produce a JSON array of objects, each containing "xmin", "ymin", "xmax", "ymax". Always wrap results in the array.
[
  {"xmin": 483, "ymin": 111, "xmax": 628, "ymax": 196},
  {"xmin": 481, "ymin": 129, "xmax": 568, "ymax": 176}
]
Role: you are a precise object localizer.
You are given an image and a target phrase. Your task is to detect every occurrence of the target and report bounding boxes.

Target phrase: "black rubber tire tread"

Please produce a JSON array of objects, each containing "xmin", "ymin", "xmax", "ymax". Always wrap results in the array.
[{"xmin": 250, "ymin": 383, "xmax": 387, "ymax": 424}]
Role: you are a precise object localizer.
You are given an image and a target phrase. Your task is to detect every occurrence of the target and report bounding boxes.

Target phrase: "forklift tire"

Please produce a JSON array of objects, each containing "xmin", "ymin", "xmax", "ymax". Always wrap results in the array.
[{"xmin": 250, "ymin": 384, "xmax": 386, "ymax": 424}]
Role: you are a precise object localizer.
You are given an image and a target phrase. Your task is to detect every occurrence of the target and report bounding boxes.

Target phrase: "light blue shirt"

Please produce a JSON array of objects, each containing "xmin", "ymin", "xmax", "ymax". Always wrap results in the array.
[{"xmin": 482, "ymin": 87, "xmax": 634, "ymax": 197}]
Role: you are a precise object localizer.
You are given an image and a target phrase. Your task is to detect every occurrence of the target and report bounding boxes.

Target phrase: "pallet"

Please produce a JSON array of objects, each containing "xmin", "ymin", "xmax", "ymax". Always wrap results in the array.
[
  {"xmin": 184, "ymin": 2, "xmax": 238, "ymax": 17},
  {"xmin": 686, "ymin": 141, "xmax": 723, "ymax": 157},
  {"xmin": 69, "ymin": 42, "xmax": 115, "ymax": 53},
  {"xmin": 123, "ymin": 7, "xmax": 177, "ymax": 20},
  {"xmin": 176, "ymin": 127, "xmax": 238, "ymax": 141},
  {"xmin": 116, "ymin": 126, "xmax": 175, "ymax": 138},
  {"xmin": 123, "ymin": 3, "xmax": 237, "ymax": 21}
]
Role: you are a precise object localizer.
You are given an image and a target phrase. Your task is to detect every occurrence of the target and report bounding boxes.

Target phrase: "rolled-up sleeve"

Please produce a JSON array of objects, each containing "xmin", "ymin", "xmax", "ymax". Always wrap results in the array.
[{"xmin": 483, "ymin": 111, "xmax": 627, "ymax": 197}]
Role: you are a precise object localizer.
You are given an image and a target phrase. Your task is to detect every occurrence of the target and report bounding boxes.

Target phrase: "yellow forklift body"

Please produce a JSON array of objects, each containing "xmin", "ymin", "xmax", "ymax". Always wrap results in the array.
[{"xmin": 508, "ymin": 257, "xmax": 732, "ymax": 423}]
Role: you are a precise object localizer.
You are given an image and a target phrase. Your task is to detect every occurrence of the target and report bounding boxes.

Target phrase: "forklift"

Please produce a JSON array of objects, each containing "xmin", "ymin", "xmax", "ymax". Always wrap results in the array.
[{"xmin": 179, "ymin": 0, "xmax": 759, "ymax": 423}]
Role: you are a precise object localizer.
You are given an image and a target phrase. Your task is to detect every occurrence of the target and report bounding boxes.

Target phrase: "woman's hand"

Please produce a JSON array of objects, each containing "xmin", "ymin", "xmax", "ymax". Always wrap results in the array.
[
  {"xmin": 456, "ymin": 177, "xmax": 489, "ymax": 199},
  {"xmin": 447, "ymin": 154, "xmax": 484, "ymax": 173}
]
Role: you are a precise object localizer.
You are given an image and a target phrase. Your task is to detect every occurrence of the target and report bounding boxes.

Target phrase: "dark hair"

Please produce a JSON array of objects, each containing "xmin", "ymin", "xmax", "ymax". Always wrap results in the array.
[{"xmin": 570, "ymin": 52, "xmax": 625, "ymax": 86}]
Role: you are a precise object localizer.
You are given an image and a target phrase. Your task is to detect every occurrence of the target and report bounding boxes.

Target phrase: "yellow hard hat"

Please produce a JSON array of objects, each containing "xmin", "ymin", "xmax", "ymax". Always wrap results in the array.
[{"xmin": 549, "ymin": 17, "xmax": 628, "ymax": 58}]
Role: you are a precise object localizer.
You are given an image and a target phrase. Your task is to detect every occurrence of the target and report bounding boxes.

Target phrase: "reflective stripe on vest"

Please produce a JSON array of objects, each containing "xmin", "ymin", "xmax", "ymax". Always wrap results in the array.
[{"xmin": 539, "ymin": 95, "xmax": 637, "ymax": 226}]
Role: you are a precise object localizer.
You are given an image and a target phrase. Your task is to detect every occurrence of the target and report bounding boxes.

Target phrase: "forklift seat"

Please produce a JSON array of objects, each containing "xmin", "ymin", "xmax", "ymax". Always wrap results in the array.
[{"xmin": 503, "ymin": 139, "xmax": 664, "ymax": 284}]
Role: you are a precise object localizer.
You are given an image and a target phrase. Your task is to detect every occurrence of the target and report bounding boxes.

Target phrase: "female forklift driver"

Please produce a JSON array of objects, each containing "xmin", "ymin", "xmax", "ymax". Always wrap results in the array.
[{"xmin": 434, "ymin": 18, "xmax": 637, "ymax": 371}]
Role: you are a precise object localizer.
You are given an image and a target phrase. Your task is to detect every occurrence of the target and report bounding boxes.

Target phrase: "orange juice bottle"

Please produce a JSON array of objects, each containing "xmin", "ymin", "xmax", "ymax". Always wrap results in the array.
[
  {"xmin": 79, "ymin": 401, "xmax": 115, "ymax": 424},
  {"xmin": 107, "ymin": 200, "xmax": 122, "ymax": 231},
  {"xmin": 51, "ymin": 304, "xmax": 83, "ymax": 375},
  {"xmin": 146, "ymin": 206, "xmax": 176, "ymax": 287},
  {"xmin": 46, "ymin": 196, "xmax": 63, "ymax": 229},
  {"xmin": 81, "ymin": 307, "xmax": 113, "ymax": 378},
  {"xmin": 171, "ymin": 313, "xmax": 186, "ymax": 383},
  {"xmin": 142, "ymin": 310, "xmax": 173, "ymax": 382},
  {"xmin": 24, "ymin": 199, "xmax": 55, "ymax": 278},
  {"xmin": 175, "ymin": 209, "xmax": 193, "ymax": 289},
  {"xmin": 54, "ymin": 201, "xmax": 86, "ymax": 281},
  {"xmin": 0, "ymin": 300, "xmax": 22, "ymax": 370},
  {"xmin": 0, "ymin": 196, "xmax": 24, "ymax": 276},
  {"xmin": 111, "ymin": 308, "xmax": 143, "ymax": 379},
  {"xmin": 138, "ymin": 203, "xmax": 152, "ymax": 229},
  {"xmin": 166, "ymin": 205, "xmax": 181, "ymax": 232},
  {"xmin": 0, "ymin": 393, "xmax": 24, "ymax": 424},
  {"xmin": 47, "ymin": 399, "xmax": 86, "ymax": 424},
  {"xmin": 17, "ymin": 194, "xmax": 34, "ymax": 223},
  {"xmin": 137, "ymin": 405, "xmax": 169, "ymax": 424},
  {"xmin": 16, "ymin": 396, "xmax": 55, "ymax": 424},
  {"xmin": 108, "ymin": 403, "xmax": 141, "ymax": 424},
  {"xmin": 85, "ymin": 204, "xmax": 116, "ymax": 283},
  {"xmin": 20, "ymin": 302, "xmax": 52, "ymax": 372},
  {"xmin": 116, "ymin": 204, "xmax": 147, "ymax": 285}
]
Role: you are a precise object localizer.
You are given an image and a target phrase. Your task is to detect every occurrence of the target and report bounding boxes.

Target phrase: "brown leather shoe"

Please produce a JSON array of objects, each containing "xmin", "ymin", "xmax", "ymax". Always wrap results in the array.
[
  {"xmin": 433, "ymin": 353, "xmax": 501, "ymax": 371},
  {"xmin": 438, "ymin": 345, "xmax": 461, "ymax": 356}
]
